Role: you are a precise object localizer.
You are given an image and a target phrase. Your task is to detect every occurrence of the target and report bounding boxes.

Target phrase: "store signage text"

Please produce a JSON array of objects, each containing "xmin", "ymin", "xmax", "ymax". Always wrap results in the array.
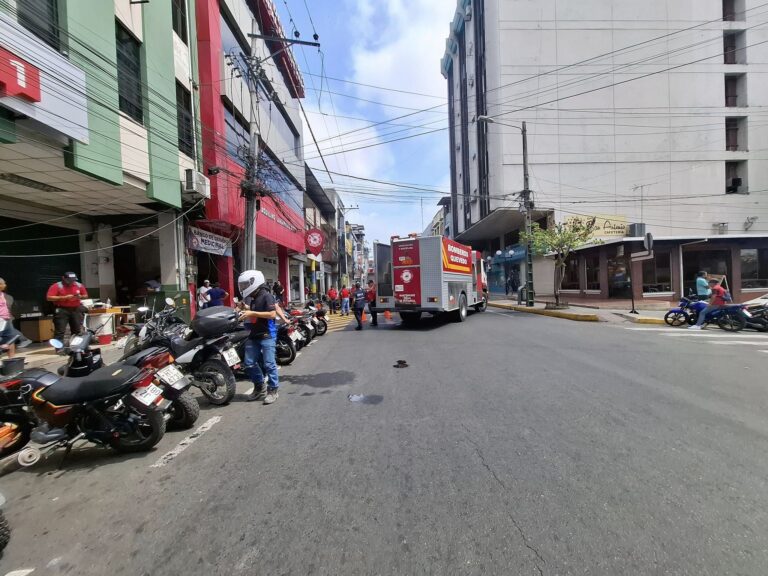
[
  {"xmin": 565, "ymin": 214, "xmax": 629, "ymax": 238},
  {"xmin": 0, "ymin": 46, "xmax": 41, "ymax": 102},
  {"xmin": 187, "ymin": 226, "xmax": 232, "ymax": 256},
  {"xmin": 260, "ymin": 206, "xmax": 299, "ymax": 233},
  {"xmin": 441, "ymin": 238, "xmax": 472, "ymax": 274}
]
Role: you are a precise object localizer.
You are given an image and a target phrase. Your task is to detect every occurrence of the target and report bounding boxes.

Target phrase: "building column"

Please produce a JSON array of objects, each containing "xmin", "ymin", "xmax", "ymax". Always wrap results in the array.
[
  {"xmin": 298, "ymin": 262, "xmax": 305, "ymax": 304},
  {"xmin": 217, "ymin": 256, "xmax": 235, "ymax": 306},
  {"xmin": 96, "ymin": 224, "xmax": 115, "ymax": 302},
  {"xmin": 158, "ymin": 212, "xmax": 183, "ymax": 291},
  {"xmin": 278, "ymin": 245, "xmax": 290, "ymax": 302}
]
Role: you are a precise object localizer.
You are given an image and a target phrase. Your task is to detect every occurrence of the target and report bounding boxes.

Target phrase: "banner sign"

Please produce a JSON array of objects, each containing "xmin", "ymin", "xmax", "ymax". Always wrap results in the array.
[
  {"xmin": 393, "ymin": 239, "xmax": 420, "ymax": 267},
  {"xmin": 564, "ymin": 214, "xmax": 629, "ymax": 238},
  {"xmin": 394, "ymin": 267, "xmax": 421, "ymax": 305},
  {"xmin": 305, "ymin": 228, "xmax": 325, "ymax": 256},
  {"xmin": 187, "ymin": 226, "xmax": 232, "ymax": 256},
  {"xmin": 441, "ymin": 238, "xmax": 472, "ymax": 274}
]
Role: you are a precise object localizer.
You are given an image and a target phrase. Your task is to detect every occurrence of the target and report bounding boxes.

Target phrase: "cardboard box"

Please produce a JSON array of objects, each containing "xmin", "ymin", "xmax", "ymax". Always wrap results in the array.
[{"xmin": 20, "ymin": 317, "xmax": 55, "ymax": 342}]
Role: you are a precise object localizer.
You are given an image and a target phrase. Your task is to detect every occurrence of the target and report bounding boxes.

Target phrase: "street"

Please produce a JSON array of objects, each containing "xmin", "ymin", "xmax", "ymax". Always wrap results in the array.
[{"xmin": 2, "ymin": 311, "xmax": 768, "ymax": 576}]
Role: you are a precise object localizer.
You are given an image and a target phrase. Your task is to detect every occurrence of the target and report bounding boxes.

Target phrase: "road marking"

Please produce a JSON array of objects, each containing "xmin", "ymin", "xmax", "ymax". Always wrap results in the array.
[
  {"xmin": 150, "ymin": 416, "xmax": 222, "ymax": 468},
  {"xmin": 5, "ymin": 570, "xmax": 35, "ymax": 576},
  {"xmin": 705, "ymin": 341, "xmax": 768, "ymax": 346},
  {"xmin": 660, "ymin": 332, "xmax": 768, "ymax": 339}
]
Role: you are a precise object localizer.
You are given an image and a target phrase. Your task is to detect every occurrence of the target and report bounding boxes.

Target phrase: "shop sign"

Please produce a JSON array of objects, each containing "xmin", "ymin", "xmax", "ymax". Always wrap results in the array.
[
  {"xmin": 305, "ymin": 228, "xmax": 325, "ymax": 256},
  {"xmin": 0, "ymin": 47, "xmax": 41, "ymax": 102},
  {"xmin": 565, "ymin": 214, "xmax": 629, "ymax": 238},
  {"xmin": 441, "ymin": 237, "xmax": 472, "ymax": 274},
  {"xmin": 187, "ymin": 226, "xmax": 232, "ymax": 256},
  {"xmin": 260, "ymin": 206, "xmax": 299, "ymax": 233}
]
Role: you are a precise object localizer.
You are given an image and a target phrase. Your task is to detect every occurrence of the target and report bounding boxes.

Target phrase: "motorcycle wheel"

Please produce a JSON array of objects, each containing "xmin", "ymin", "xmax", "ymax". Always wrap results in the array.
[
  {"xmin": 196, "ymin": 358, "xmax": 236, "ymax": 405},
  {"xmin": 0, "ymin": 415, "xmax": 32, "ymax": 458},
  {"xmin": 167, "ymin": 391, "xmax": 200, "ymax": 430},
  {"xmin": 297, "ymin": 324, "xmax": 312, "ymax": 343},
  {"xmin": 315, "ymin": 318, "xmax": 328, "ymax": 336},
  {"xmin": 277, "ymin": 338, "xmax": 297, "ymax": 366},
  {"xmin": 718, "ymin": 313, "xmax": 746, "ymax": 332},
  {"xmin": 0, "ymin": 510, "xmax": 9, "ymax": 553},
  {"xmin": 664, "ymin": 311, "xmax": 689, "ymax": 327},
  {"xmin": 110, "ymin": 409, "xmax": 166, "ymax": 453}
]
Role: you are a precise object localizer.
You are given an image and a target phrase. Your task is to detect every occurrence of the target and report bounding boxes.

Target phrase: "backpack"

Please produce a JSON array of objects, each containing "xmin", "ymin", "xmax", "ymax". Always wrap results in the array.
[{"xmin": 724, "ymin": 290, "xmax": 733, "ymax": 303}]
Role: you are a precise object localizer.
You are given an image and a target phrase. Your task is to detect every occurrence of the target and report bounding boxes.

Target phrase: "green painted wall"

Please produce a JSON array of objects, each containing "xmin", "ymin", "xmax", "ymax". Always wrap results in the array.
[
  {"xmin": 0, "ymin": 109, "xmax": 16, "ymax": 144},
  {"xmin": 142, "ymin": 1, "xmax": 182, "ymax": 208},
  {"xmin": 63, "ymin": 0, "xmax": 124, "ymax": 185}
]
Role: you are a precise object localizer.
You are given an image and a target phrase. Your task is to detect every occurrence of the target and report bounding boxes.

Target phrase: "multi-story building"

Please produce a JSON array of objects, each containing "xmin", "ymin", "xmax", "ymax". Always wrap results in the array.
[
  {"xmin": 442, "ymin": 0, "xmax": 768, "ymax": 303},
  {"xmin": 0, "ymin": 0, "xmax": 201, "ymax": 318},
  {"xmin": 194, "ymin": 0, "xmax": 305, "ymax": 304}
]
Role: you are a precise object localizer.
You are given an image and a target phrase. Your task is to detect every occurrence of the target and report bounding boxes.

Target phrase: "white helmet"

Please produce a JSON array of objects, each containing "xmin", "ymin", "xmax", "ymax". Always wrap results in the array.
[{"xmin": 238, "ymin": 270, "xmax": 265, "ymax": 299}]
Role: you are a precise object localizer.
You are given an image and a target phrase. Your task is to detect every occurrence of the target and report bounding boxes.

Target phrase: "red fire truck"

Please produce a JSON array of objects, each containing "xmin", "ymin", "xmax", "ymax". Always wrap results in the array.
[{"xmin": 383, "ymin": 234, "xmax": 487, "ymax": 323}]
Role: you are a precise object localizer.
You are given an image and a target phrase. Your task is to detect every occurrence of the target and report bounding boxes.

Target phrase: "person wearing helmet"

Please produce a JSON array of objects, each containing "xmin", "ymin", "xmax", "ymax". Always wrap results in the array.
[{"xmin": 237, "ymin": 270, "xmax": 279, "ymax": 404}]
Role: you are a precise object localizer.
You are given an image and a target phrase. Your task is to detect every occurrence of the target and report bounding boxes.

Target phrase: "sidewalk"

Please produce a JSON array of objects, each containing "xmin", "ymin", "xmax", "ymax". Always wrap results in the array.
[
  {"xmin": 5, "ymin": 339, "xmax": 126, "ymax": 373},
  {"xmin": 489, "ymin": 299, "xmax": 667, "ymax": 324}
]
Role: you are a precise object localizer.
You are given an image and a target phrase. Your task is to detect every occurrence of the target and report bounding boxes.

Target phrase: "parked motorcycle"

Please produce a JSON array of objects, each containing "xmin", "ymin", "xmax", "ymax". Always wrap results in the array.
[
  {"xmin": 305, "ymin": 301, "xmax": 328, "ymax": 336},
  {"xmin": 51, "ymin": 328, "xmax": 104, "ymax": 378},
  {"xmin": 0, "ymin": 491, "xmax": 9, "ymax": 554},
  {"xmin": 744, "ymin": 304, "xmax": 768, "ymax": 332},
  {"xmin": 229, "ymin": 319, "xmax": 300, "ymax": 378},
  {"xmin": 664, "ymin": 296, "xmax": 750, "ymax": 331},
  {"xmin": 122, "ymin": 300, "xmax": 240, "ymax": 406}
]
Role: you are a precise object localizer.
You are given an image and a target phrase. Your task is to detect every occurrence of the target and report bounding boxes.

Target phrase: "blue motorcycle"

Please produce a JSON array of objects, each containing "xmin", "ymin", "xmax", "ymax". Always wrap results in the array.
[{"xmin": 664, "ymin": 296, "xmax": 749, "ymax": 331}]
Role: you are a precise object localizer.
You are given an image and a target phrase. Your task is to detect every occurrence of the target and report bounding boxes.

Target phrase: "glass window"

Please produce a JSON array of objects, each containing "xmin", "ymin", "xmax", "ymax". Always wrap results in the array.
[
  {"xmin": 176, "ymin": 82, "xmax": 194, "ymax": 158},
  {"xmin": 258, "ymin": 152, "xmax": 303, "ymax": 216},
  {"xmin": 561, "ymin": 254, "xmax": 580, "ymax": 290},
  {"xmin": 220, "ymin": 10, "xmax": 249, "ymax": 58},
  {"xmin": 116, "ymin": 22, "xmax": 143, "ymax": 123},
  {"xmin": 741, "ymin": 248, "xmax": 768, "ymax": 288},
  {"xmin": 17, "ymin": 0, "xmax": 59, "ymax": 51},
  {"xmin": 642, "ymin": 252, "xmax": 672, "ymax": 292},
  {"xmin": 585, "ymin": 254, "xmax": 600, "ymax": 290},
  {"xmin": 172, "ymin": 0, "xmax": 187, "ymax": 44},
  {"xmin": 223, "ymin": 103, "xmax": 249, "ymax": 166}
]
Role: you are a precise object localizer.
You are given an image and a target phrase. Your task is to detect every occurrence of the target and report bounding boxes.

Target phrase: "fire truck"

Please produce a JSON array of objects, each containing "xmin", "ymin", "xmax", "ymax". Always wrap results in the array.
[{"xmin": 374, "ymin": 235, "xmax": 487, "ymax": 323}]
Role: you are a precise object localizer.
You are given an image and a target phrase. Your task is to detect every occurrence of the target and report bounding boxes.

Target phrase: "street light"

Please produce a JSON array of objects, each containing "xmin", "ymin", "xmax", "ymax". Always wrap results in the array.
[{"xmin": 477, "ymin": 115, "xmax": 535, "ymax": 307}]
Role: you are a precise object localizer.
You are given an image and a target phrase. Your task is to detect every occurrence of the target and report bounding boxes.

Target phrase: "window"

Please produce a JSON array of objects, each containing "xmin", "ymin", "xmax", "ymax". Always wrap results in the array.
[
  {"xmin": 726, "ymin": 160, "xmax": 746, "ymax": 193},
  {"xmin": 726, "ymin": 117, "xmax": 747, "ymax": 151},
  {"xmin": 586, "ymin": 254, "xmax": 600, "ymax": 290},
  {"xmin": 176, "ymin": 82, "xmax": 194, "ymax": 157},
  {"xmin": 741, "ymin": 248, "xmax": 768, "ymax": 289},
  {"xmin": 723, "ymin": 31, "xmax": 746, "ymax": 65},
  {"xmin": 17, "ymin": 0, "xmax": 59, "ymax": 50},
  {"xmin": 724, "ymin": 33, "xmax": 737, "ymax": 64},
  {"xmin": 220, "ymin": 10, "xmax": 249, "ymax": 58},
  {"xmin": 222, "ymin": 102, "xmax": 249, "ymax": 166},
  {"xmin": 561, "ymin": 254, "xmax": 580, "ymax": 290},
  {"xmin": 642, "ymin": 252, "xmax": 672, "ymax": 293},
  {"xmin": 172, "ymin": 0, "xmax": 187, "ymax": 44},
  {"xmin": 723, "ymin": 0, "xmax": 745, "ymax": 21},
  {"xmin": 116, "ymin": 22, "xmax": 143, "ymax": 123},
  {"xmin": 257, "ymin": 82, "xmax": 302, "ymax": 159},
  {"xmin": 725, "ymin": 76, "xmax": 738, "ymax": 107}
]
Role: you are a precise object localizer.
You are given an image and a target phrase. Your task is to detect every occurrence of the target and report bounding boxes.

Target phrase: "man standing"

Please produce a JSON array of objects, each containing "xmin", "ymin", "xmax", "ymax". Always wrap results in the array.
[
  {"xmin": 0, "ymin": 278, "xmax": 30, "ymax": 356},
  {"xmin": 237, "ymin": 270, "xmax": 279, "ymax": 405},
  {"xmin": 207, "ymin": 282, "xmax": 228, "ymax": 307},
  {"xmin": 340, "ymin": 284, "xmax": 350, "ymax": 316},
  {"xmin": 351, "ymin": 282, "xmax": 367, "ymax": 331},
  {"xmin": 327, "ymin": 285, "xmax": 338, "ymax": 314},
  {"xmin": 197, "ymin": 279, "xmax": 211, "ymax": 310},
  {"xmin": 689, "ymin": 278, "xmax": 727, "ymax": 330},
  {"xmin": 46, "ymin": 272, "xmax": 88, "ymax": 342},
  {"xmin": 695, "ymin": 271, "xmax": 711, "ymax": 300},
  {"xmin": 366, "ymin": 279, "xmax": 378, "ymax": 327}
]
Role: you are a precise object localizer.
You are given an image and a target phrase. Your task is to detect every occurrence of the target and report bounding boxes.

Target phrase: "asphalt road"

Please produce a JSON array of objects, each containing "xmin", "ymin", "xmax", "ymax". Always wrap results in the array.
[{"xmin": 2, "ymin": 310, "xmax": 768, "ymax": 576}]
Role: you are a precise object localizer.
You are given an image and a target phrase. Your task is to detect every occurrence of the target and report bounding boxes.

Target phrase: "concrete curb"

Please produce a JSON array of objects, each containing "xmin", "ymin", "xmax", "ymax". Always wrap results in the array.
[
  {"xmin": 489, "ymin": 302, "xmax": 600, "ymax": 322},
  {"xmin": 616, "ymin": 313, "xmax": 666, "ymax": 325}
]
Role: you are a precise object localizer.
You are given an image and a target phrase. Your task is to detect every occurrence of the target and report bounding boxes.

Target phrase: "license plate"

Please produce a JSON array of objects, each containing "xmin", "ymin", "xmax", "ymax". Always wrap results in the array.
[
  {"xmin": 70, "ymin": 336, "xmax": 83, "ymax": 346},
  {"xmin": 157, "ymin": 364, "xmax": 185, "ymax": 386},
  {"xmin": 223, "ymin": 348, "xmax": 240, "ymax": 366},
  {"xmin": 289, "ymin": 331, "xmax": 300, "ymax": 342},
  {"xmin": 131, "ymin": 383, "xmax": 162, "ymax": 406},
  {"xmin": 743, "ymin": 309, "xmax": 753, "ymax": 317}
]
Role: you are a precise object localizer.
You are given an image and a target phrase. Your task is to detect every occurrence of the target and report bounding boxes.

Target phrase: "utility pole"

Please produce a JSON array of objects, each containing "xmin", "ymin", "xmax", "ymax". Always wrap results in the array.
[{"xmin": 521, "ymin": 121, "xmax": 535, "ymax": 307}]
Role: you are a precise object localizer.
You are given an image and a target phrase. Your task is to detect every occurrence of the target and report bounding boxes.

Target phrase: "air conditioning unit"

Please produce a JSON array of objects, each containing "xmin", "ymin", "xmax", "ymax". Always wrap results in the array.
[
  {"xmin": 183, "ymin": 169, "xmax": 211, "ymax": 199},
  {"xmin": 726, "ymin": 177, "xmax": 742, "ymax": 194},
  {"xmin": 628, "ymin": 223, "xmax": 646, "ymax": 237}
]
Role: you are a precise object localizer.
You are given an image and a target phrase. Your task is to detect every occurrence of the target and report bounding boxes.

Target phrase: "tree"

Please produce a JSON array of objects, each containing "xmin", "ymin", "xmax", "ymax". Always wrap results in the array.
[{"xmin": 521, "ymin": 217, "xmax": 598, "ymax": 307}]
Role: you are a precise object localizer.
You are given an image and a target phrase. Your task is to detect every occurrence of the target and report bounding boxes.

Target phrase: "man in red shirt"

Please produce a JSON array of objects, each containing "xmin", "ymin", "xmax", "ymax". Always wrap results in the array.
[
  {"xmin": 47, "ymin": 272, "xmax": 89, "ymax": 341},
  {"xmin": 327, "ymin": 286, "xmax": 338, "ymax": 314},
  {"xmin": 340, "ymin": 285, "xmax": 350, "ymax": 316},
  {"xmin": 366, "ymin": 280, "xmax": 378, "ymax": 327},
  {"xmin": 689, "ymin": 278, "xmax": 728, "ymax": 329}
]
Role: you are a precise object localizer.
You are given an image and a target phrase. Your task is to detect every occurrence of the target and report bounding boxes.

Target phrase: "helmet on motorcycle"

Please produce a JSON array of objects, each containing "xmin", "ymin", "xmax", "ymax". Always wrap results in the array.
[{"xmin": 238, "ymin": 270, "xmax": 265, "ymax": 299}]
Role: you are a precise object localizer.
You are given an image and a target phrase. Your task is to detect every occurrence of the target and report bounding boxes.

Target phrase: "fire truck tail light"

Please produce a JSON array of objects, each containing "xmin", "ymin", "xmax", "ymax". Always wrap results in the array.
[
  {"xmin": 379, "ymin": 297, "xmax": 388, "ymax": 304},
  {"xmin": 428, "ymin": 297, "xmax": 438, "ymax": 303}
]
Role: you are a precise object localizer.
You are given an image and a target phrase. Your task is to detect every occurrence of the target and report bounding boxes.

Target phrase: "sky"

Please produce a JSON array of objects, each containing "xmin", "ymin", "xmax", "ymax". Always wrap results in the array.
[{"xmin": 273, "ymin": 0, "xmax": 455, "ymax": 245}]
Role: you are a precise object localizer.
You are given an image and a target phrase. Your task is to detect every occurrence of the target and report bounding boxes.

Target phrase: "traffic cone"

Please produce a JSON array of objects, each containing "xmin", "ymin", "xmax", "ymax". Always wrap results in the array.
[
  {"xmin": 362, "ymin": 310, "xmax": 367, "ymax": 323},
  {"xmin": 384, "ymin": 310, "xmax": 392, "ymax": 321}
]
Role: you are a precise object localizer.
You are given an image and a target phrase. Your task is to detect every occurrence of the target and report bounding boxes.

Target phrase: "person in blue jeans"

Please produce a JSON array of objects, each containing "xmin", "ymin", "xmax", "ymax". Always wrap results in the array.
[{"xmin": 237, "ymin": 270, "xmax": 279, "ymax": 405}]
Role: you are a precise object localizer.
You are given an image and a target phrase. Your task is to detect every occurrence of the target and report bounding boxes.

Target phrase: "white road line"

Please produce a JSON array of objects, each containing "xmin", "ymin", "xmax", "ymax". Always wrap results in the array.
[
  {"xmin": 5, "ymin": 570, "xmax": 35, "ymax": 576},
  {"xmin": 705, "ymin": 341, "xmax": 768, "ymax": 346},
  {"xmin": 622, "ymin": 327, "xmax": 675, "ymax": 332},
  {"xmin": 150, "ymin": 416, "xmax": 222, "ymax": 468},
  {"xmin": 661, "ymin": 332, "xmax": 768, "ymax": 339}
]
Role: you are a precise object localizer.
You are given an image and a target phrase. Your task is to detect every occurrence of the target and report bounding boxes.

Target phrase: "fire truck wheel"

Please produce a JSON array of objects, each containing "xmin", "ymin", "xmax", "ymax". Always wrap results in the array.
[
  {"xmin": 475, "ymin": 296, "xmax": 487, "ymax": 312},
  {"xmin": 456, "ymin": 294, "xmax": 468, "ymax": 322}
]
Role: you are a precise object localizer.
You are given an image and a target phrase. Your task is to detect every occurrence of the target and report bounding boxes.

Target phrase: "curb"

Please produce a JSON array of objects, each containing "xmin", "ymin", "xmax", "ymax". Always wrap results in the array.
[
  {"xmin": 489, "ymin": 302, "xmax": 600, "ymax": 322},
  {"xmin": 616, "ymin": 313, "xmax": 666, "ymax": 325}
]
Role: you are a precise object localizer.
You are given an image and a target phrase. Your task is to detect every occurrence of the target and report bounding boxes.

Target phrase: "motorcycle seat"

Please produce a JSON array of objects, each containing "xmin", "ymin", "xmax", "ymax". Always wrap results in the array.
[
  {"xmin": 41, "ymin": 364, "xmax": 142, "ymax": 405},
  {"xmin": 227, "ymin": 328, "xmax": 249, "ymax": 345},
  {"xmin": 169, "ymin": 336, "xmax": 200, "ymax": 357}
]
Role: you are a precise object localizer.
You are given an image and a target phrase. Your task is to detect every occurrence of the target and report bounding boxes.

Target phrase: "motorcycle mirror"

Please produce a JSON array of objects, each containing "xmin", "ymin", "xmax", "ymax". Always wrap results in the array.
[
  {"xmin": 165, "ymin": 297, "xmax": 175, "ymax": 307},
  {"xmin": 48, "ymin": 338, "xmax": 64, "ymax": 349}
]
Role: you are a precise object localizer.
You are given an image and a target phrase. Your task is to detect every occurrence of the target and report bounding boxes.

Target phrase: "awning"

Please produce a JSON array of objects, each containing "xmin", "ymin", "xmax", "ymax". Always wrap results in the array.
[{"xmin": 455, "ymin": 207, "xmax": 550, "ymax": 243}]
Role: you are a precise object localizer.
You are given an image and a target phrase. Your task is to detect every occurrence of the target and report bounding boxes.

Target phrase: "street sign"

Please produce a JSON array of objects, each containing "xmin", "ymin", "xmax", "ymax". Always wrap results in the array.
[
  {"xmin": 631, "ymin": 250, "xmax": 654, "ymax": 262},
  {"xmin": 644, "ymin": 232, "xmax": 654, "ymax": 252}
]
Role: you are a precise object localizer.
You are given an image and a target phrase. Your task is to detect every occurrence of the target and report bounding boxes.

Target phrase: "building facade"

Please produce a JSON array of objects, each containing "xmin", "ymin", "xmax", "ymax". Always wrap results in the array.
[
  {"xmin": 0, "ymin": 0, "xmax": 201, "ymax": 317},
  {"xmin": 442, "ymin": 0, "xmax": 768, "ymax": 302}
]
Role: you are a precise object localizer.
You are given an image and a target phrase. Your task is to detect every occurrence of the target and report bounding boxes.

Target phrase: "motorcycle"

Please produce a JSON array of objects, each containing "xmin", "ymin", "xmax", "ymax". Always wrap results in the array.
[
  {"xmin": 5, "ymin": 360, "xmax": 170, "ymax": 467},
  {"xmin": 305, "ymin": 301, "xmax": 328, "ymax": 336},
  {"xmin": 664, "ymin": 296, "xmax": 750, "ymax": 331},
  {"xmin": 122, "ymin": 300, "xmax": 240, "ymax": 406},
  {"xmin": 744, "ymin": 304, "xmax": 768, "ymax": 332},
  {"xmin": 229, "ymin": 319, "xmax": 301, "ymax": 379},
  {"xmin": 0, "ymin": 492, "xmax": 8, "ymax": 554}
]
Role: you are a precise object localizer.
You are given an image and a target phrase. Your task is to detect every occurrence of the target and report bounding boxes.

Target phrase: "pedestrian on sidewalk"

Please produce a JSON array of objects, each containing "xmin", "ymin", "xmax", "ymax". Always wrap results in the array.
[
  {"xmin": 197, "ymin": 279, "xmax": 211, "ymax": 310},
  {"xmin": 340, "ymin": 285, "xmax": 350, "ymax": 316},
  {"xmin": 46, "ymin": 272, "xmax": 88, "ymax": 343},
  {"xmin": 352, "ymin": 282, "xmax": 366, "ymax": 330},
  {"xmin": 689, "ymin": 278, "xmax": 727, "ymax": 330},
  {"xmin": 207, "ymin": 282, "xmax": 228, "ymax": 307},
  {"xmin": 327, "ymin": 286, "xmax": 338, "ymax": 314},
  {"xmin": 237, "ymin": 270, "xmax": 279, "ymax": 405},
  {"xmin": 0, "ymin": 278, "xmax": 31, "ymax": 357},
  {"xmin": 366, "ymin": 280, "xmax": 378, "ymax": 327},
  {"xmin": 695, "ymin": 270, "xmax": 711, "ymax": 300}
]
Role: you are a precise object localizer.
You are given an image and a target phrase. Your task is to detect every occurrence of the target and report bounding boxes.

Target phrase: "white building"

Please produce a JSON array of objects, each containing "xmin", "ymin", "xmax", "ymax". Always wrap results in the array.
[{"xmin": 442, "ymin": 0, "xmax": 768, "ymax": 303}]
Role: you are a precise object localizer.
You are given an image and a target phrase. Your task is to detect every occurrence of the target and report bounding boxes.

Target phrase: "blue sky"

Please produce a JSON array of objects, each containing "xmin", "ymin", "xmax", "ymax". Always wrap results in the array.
[{"xmin": 273, "ymin": 0, "xmax": 455, "ymax": 244}]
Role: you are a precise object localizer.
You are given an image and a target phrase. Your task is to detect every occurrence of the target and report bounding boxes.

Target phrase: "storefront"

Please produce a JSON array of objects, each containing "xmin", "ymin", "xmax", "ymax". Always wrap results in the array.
[{"xmin": 487, "ymin": 245, "xmax": 526, "ymax": 295}]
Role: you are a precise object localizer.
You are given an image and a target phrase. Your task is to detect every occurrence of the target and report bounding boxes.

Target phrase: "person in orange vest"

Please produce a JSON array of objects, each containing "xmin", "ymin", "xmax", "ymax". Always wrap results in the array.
[
  {"xmin": 366, "ymin": 280, "xmax": 378, "ymax": 327},
  {"xmin": 327, "ymin": 286, "xmax": 338, "ymax": 314}
]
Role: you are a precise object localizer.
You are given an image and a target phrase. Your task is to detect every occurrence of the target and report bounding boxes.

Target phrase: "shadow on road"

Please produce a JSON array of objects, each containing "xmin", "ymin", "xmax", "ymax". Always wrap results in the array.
[{"xmin": 281, "ymin": 370, "xmax": 356, "ymax": 388}]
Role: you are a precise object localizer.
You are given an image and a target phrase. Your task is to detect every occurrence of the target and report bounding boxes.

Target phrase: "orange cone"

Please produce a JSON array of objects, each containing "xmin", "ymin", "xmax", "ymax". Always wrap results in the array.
[
  {"xmin": 384, "ymin": 310, "xmax": 392, "ymax": 321},
  {"xmin": 361, "ymin": 310, "xmax": 367, "ymax": 323}
]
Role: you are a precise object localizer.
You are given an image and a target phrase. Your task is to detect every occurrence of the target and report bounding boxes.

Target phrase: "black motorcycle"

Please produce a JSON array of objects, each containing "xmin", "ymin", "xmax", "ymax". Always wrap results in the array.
[{"xmin": 745, "ymin": 304, "xmax": 768, "ymax": 331}]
